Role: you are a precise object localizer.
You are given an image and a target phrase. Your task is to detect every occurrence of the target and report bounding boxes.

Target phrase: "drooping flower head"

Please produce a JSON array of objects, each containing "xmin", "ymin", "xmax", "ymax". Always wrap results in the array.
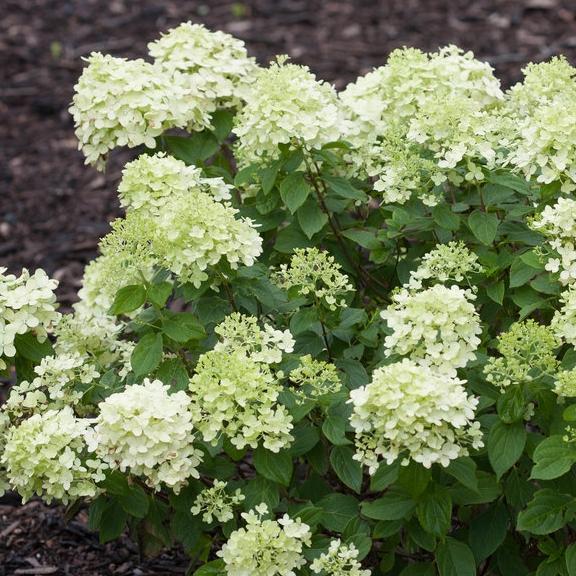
[
  {"xmin": 349, "ymin": 359, "xmax": 483, "ymax": 472},
  {"xmin": 1, "ymin": 407, "xmax": 105, "ymax": 504},
  {"xmin": 218, "ymin": 503, "xmax": 311, "ymax": 576},
  {"xmin": 234, "ymin": 58, "xmax": 342, "ymax": 166},
  {"xmin": 88, "ymin": 379, "xmax": 203, "ymax": 493}
]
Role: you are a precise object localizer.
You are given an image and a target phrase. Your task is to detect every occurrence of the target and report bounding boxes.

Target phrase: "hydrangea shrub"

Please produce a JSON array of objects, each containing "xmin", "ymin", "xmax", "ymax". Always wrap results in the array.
[{"xmin": 3, "ymin": 21, "xmax": 576, "ymax": 575}]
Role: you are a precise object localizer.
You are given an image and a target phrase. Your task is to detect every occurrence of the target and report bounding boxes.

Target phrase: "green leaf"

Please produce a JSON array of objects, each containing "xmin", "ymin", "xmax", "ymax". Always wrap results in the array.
[
  {"xmin": 450, "ymin": 471, "xmax": 501, "ymax": 505},
  {"xmin": 147, "ymin": 281, "xmax": 172, "ymax": 308},
  {"xmin": 342, "ymin": 229, "xmax": 380, "ymax": 250},
  {"xmin": 330, "ymin": 446, "xmax": 362, "ymax": 493},
  {"xmin": 13, "ymin": 332, "xmax": 54, "ymax": 363},
  {"xmin": 437, "ymin": 537, "xmax": 476, "ymax": 576},
  {"xmin": 433, "ymin": 204, "xmax": 460, "ymax": 231},
  {"xmin": 566, "ymin": 543, "xmax": 576, "ymax": 576},
  {"xmin": 109, "ymin": 284, "xmax": 146, "ymax": 315},
  {"xmin": 162, "ymin": 312, "xmax": 206, "ymax": 343},
  {"xmin": 531, "ymin": 435, "xmax": 576, "ymax": 480},
  {"xmin": 131, "ymin": 332, "xmax": 163, "ymax": 378},
  {"xmin": 289, "ymin": 422, "xmax": 320, "ymax": 457},
  {"xmin": 468, "ymin": 503, "xmax": 508, "ymax": 562},
  {"xmin": 164, "ymin": 133, "xmax": 219, "ymax": 164},
  {"xmin": 416, "ymin": 489, "xmax": 452, "ymax": 537},
  {"xmin": 193, "ymin": 560, "xmax": 226, "ymax": 576},
  {"xmin": 517, "ymin": 489, "xmax": 574, "ymax": 535},
  {"xmin": 280, "ymin": 172, "xmax": 311, "ymax": 214},
  {"xmin": 323, "ymin": 175, "xmax": 367, "ymax": 200},
  {"xmin": 119, "ymin": 485, "xmax": 149, "ymax": 518},
  {"xmin": 297, "ymin": 198, "xmax": 328, "ymax": 239},
  {"xmin": 510, "ymin": 258, "xmax": 540, "ymax": 288},
  {"xmin": 322, "ymin": 410, "xmax": 351, "ymax": 446},
  {"xmin": 156, "ymin": 358, "xmax": 189, "ymax": 393},
  {"xmin": 445, "ymin": 457, "xmax": 478, "ymax": 492},
  {"xmin": 253, "ymin": 447, "xmax": 293, "ymax": 486},
  {"xmin": 99, "ymin": 500, "xmax": 128, "ymax": 543},
  {"xmin": 486, "ymin": 281, "xmax": 505, "ymax": 305},
  {"xmin": 243, "ymin": 477, "xmax": 279, "ymax": 512},
  {"xmin": 361, "ymin": 488, "xmax": 416, "ymax": 521},
  {"xmin": 487, "ymin": 171, "xmax": 532, "ymax": 195},
  {"xmin": 468, "ymin": 210, "xmax": 499, "ymax": 245},
  {"xmin": 369, "ymin": 461, "xmax": 400, "ymax": 492},
  {"xmin": 318, "ymin": 493, "xmax": 359, "ymax": 532},
  {"xmin": 487, "ymin": 421, "xmax": 526, "ymax": 479},
  {"xmin": 211, "ymin": 110, "xmax": 234, "ymax": 142},
  {"xmin": 400, "ymin": 563, "xmax": 436, "ymax": 576}
]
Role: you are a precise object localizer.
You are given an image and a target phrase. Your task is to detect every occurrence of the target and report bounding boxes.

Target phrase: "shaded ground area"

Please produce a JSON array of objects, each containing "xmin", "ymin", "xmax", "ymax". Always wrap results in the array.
[{"xmin": 2, "ymin": 0, "xmax": 576, "ymax": 574}]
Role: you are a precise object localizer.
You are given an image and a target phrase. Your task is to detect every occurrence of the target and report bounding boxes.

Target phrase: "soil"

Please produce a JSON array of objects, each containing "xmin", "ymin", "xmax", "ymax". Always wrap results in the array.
[{"xmin": 1, "ymin": 0, "xmax": 576, "ymax": 574}]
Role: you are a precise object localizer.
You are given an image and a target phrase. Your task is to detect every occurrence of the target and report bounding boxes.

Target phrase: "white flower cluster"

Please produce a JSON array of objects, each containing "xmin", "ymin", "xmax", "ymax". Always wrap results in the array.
[
  {"xmin": 554, "ymin": 368, "xmax": 576, "ymax": 398},
  {"xmin": 273, "ymin": 248, "xmax": 354, "ymax": 310},
  {"xmin": 214, "ymin": 313, "xmax": 294, "ymax": 364},
  {"xmin": 70, "ymin": 53, "xmax": 211, "ymax": 169},
  {"xmin": 189, "ymin": 350, "xmax": 293, "ymax": 452},
  {"xmin": 407, "ymin": 242, "xmax": 482, "ymax": 290},
  {"xmin": 349, "ymin": 359, "xmax": 483, "ymax": 472},
  {"xmin": 4, "ymin": 352, "xmax": 98, "ymax": 417},
  {"xmin": 148, "ymin": 22, "xmax": 257, "ymax": 109},
  {"xmin": 289, "ymin": 354, "xmax": 342, "ymax": 401},
  {"xmin": 118, "ymin": 152, "xmax": 231, "ymax": 213},
  {"xmin": 1, "ymin": 407, "xmax": 105, "ymax": 504},
  {"xmin": 504, "ymin": 57, "xmax": 576, "ymax": 192},
  {"xmin": 191, "ymin": 480, "xmax": 245, "ymax": 524},
  {"xmin": 310, "ymin": 540, "xmax": 371, "ymax": 576},
  {"xmin": 552, "ymin": 288, "xmax": 576, "ymax": 346},
  {"xmin": 381, "ymin": 284, "xmax": 482, "ymax": 373},
  {"xmin": 87, "ymin": 379, "xmax": 203, "ymax": 493},
  {"xmin": 233, "ymin": 57, "xmax": 342, "ymax": 166},
  {"xmin": 531, "ymin": 197, "xmax": 576, "ymax": 285},
  {"xmin": 340, "ymin": 46, "xmax": 503, "ymax": 204},
  {"xmin": 0, "ymin": 267, "xmax": 60, "ymax": 370},
  {"xmin": 218, "ymin": 503, "xmax": 311, "ymax": 576}
]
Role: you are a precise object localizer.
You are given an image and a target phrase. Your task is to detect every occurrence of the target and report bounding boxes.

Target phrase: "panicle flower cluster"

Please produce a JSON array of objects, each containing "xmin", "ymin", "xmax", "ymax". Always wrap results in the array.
[
  {"xmin": 148, "ymin": 22, "xmax": 257, "ymax": 109},
  {"xmin": 483, "ymin": 320, "xmax": 560, "ymax": 391},
  {"xmin": 189, "ymin": 350, "xmax": 293, "ymax": 452},
  {"xmin": 118, "ymin": 152, "xmax": 232, "ymax": 213},
  {"xmin": 340, "ymin": 46, "xmax": 503, "ymax": 204},
  {"xmin": 273, "ymin": 248, "xmax": 354, "ymax": 310},
  {"xmin": 1, "ymin": 407, "xmax": 105, "ymax": 504},
  {"xmin": 289, "ymin": 354, "xmax": 342, "ymax": 401},
  {"xmin": 381, "ymin": 284, "xmax": 482, "ymax": 373},
  {"xmin": 87, "ymin": 379, "xmax": 202, "ymax": 493},
  {"xmin": 554, "ymin": 368, "xmax": 576, "ymax": 398},
  {"xmin": 218, "ymin": 503, "xmax": 311, "ymax": 576},
  {"xmin": 552, "ymin": 288, "xmax": 576, "ymax": 346},
  {"xmin": 233, "ymin": 58, "xmax": 342, "ymax": 166},
  {"xmin": 504, "ymin": 58, "xmax": 576, "ymax": 192},
  {"xmin": 191, "ymin": 480, "xmax": 245, "ymax": 524},
  {"xmin": 70, "ymin": 53, "xmax": 211, "ymax": 168},
  {"xmin": 349, "ymin": 359, "xmax": 483, "ymax": 472},
  {"xmin": 0, "ymin": 268, "xmax": 60, "ymax": 370},
  {"xmin": 407, "ymin": 242, "xmax": 482, "ymax": 290},
  {"xmin": 4, "ymin": 352, "xmax": 98, "ymax": 418},
  {"xmin": 531, "ymin": 198, "xmax": 576, "ymax": 285},
  {"xmin": 310, "ymin": 540, "xmax": 371, "ymax": 576},
  {"xmin": 214, "ymin": 313, "xmax": 294, "ymax": 364}
]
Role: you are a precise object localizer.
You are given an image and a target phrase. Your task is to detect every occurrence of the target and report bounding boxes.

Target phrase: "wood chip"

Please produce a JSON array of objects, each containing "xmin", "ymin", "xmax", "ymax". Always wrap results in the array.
[{"xmin": 14, "ymin": 568, "xmax": 59, "ymax": 575}]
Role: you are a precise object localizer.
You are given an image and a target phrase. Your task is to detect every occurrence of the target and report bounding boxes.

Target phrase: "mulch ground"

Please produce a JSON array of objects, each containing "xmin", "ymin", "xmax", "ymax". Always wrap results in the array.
[{"xmin": 2, "ymin": 0, "xmax": 576, "ymax": 574}]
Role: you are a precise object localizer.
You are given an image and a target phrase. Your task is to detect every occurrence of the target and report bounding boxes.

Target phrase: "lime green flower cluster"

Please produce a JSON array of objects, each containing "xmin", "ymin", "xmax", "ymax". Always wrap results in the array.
[
  {"xmin": 233, "ymin": 58, "xmax": 342, "ymax": 166},
  {"xmin": 381, "ymin": 284, "xmax": 482, "ymax": 373},
  {"xmin": 218, "ymin": 503, "xmax": 311, "ymax": 576},
  {"xmin": 1, "ymin": 407, "xmax": 106, "ymax": 504},
  {"xmin": 310, "ymin": 539, "xmax": 371, "ymax": 576},
  {"xmin": 214, "ymin": 313, "xmax": 294, "ymax": 364},
  {"xmin": 118, "ymin": 152, "xmax": 232, "ymax": 213},
  {"xmin": 289, "ymin": 354, "xmax": 342, "ymax": 402},
  {"xmin": 191, "ymin": 480, "xmax": 245, "ymax": 524},
  {"xmin": 189, "ymin": 350, "xmax": 294, "ymax": 452},
  {"xmin": 554, "ymin": 368, "xmax": 576, "ymax": 398},
  {"xmin": 87, "ymin": 379, "xmax": 203, "ymax": 493},
  {"xmin": 273, "ymin": 248, "xmax": 354, "ymax": 310},
  {"xmin": 484, "ymin": 320, "xmax": 561, "ymax": 391},
  {"xmin": 349, "ymin": 359, "xmax": 483, "ymax": 472},
  {"xmin": 148, "ymin": 22, "xmax": 257, "ymax": 109},
  {"xmin": 407, "ymin": 242, "xmax": 483, "ymax": 290}
]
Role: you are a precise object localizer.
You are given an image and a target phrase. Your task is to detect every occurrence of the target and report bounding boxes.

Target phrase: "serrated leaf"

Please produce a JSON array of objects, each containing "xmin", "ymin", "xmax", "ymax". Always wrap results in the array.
[
  {"xmin": 468, "ymin": 210, "xmax": 499, "ymax": 245},
  {"xmin": 487, "ymin": 421, "xmax": 526, "ymax": 479},
  {"xmin": 517, "ymin": 489, "xmax": 574, "ymax": 535},
  {"xmin": 486, "ymin": 281, "xmax": 505, "ymax": 305},
  {"xmin": 297, "ymin": 198, "xmax": 328, "ymax": 239},
  {"xmin": 119, "ymin": 485, "xmax": 149, "ymax": 518},
  {"xmin": 318, "ymin": 493, "xmax": 359, "ymax": 532},
  {"xmin": 109, "ymin": 284, "xmax": 146, "ymax": 315},
  {"xmin": 510, "ymin": 258, "xmax": 540, "ymax": 288},
  {"xmin": 433, "ymin": 204, "xmax": 460, "ymax": 231},
  {"xmin": 468, "ymin": 503, "xmax": 508, "ymax": 562},
  {"xmin": 445, "ymin": 457, "xmax": 478, "ymax": 492},
  {"xmin": 162, "ymin": 312, "xmax": 205, "ymax": 343},
  {"xmin": 280, "ymin": 172, "xmax": 311, "ymax": 214},
  {"xmin": 437, "ymin": 537, "xmax": 476, "ymax": 576},
  {"xmin": 531, "ymin": 435, "xmax": 576, "ymax": 480},
  {"xmin": 566, "ymin": 543, "xmax": 576, "ymax": 576},
  {"xmin": 323, "ymin": 175, "xmax": 367, "ymax": 200},
  {"xmin": 193, "ymin": 560, "xmax": 226, "ymax": 576},
  {"xmin": 416, "ymin": 489, "xmax": 452, "ymax": 537},
  {"xmin": 147, "ymin": 282, "xmax": 172, "ymax": 308},
  {"xmin": 14, "ymin": 332, "xmax": 54, "ymax": 363},
  {"xmin": 330, "ymin": 446, "xmax": 362, "ymax": 493},
  {"xmin": 253, "ymin": 447, "xmax": 293, "ymax": 486},
  {"xmin": 131, "ymin": 332, "xmax": 163, "ymax": 378},
  {"xmin": 361, "ymin": 488, "xmax": 415, "ymax": 521}
]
